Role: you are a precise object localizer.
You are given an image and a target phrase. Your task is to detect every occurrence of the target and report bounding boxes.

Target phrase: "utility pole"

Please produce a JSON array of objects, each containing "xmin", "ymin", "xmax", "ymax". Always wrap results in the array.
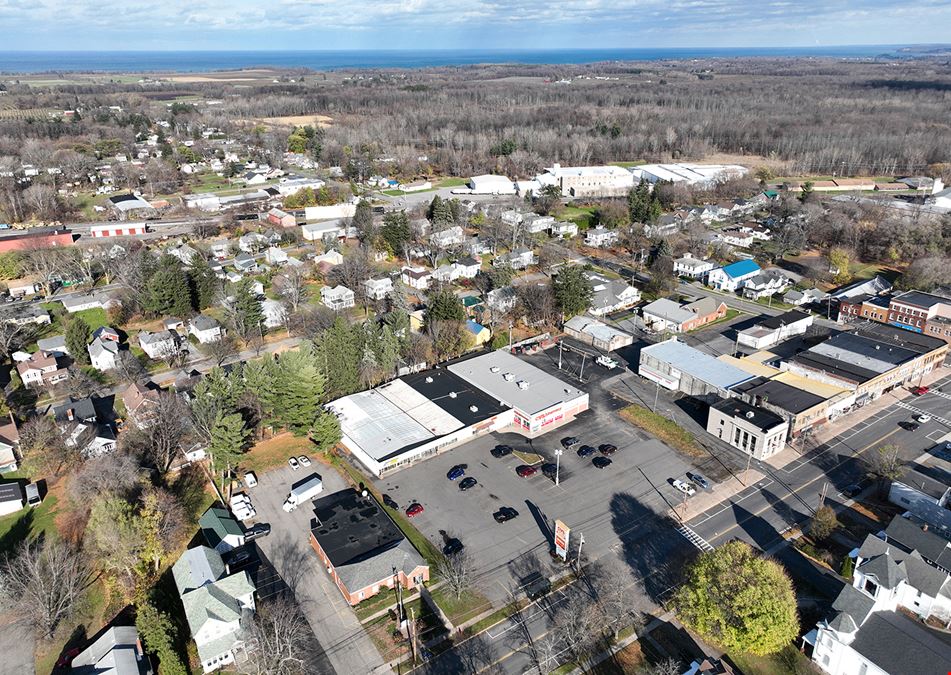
[
  {"xmin": 555, "ymin": 448, "xmax": 563, "ymax": 487},
  {"xmin": 652, "ymin": 379, "xmax": 660, "ymax": 413},
  {"xmin": 558, "ymin": 340, "xmax": 563, "ymax": 370},
  {"xmin": 576, "ymin": 532, "xmax": 585, "ymax": 572},
  {"xmin": 579, "ymin": 353, "xmax": 586, "ymax": 382},
  {"xmin": 409, "ymin": 606, "xmax": 418, "ymax": 664}
]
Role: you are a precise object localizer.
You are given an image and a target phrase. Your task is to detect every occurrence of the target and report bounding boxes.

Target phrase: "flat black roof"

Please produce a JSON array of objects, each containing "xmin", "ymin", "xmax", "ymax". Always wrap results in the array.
[
  {"xmin": 711, "ymin": 397, "xmax": 786, "ymax": 431},
  {"xmin": 311, "ymin": 488, "xmax": 404, "ymax": 569},
  {"xmin": 401, "ymin": 367, "xmax": 508, "ymax": 426},
  {"xmin": 851, "ymin": 321, "xmax": 946, "ymax": 355},
  {"xmin": 0, "ymin": 482, "xmax": 22, "ymax": 502},
  {"xmin": 758, "ymin": 310, "xmax": 812, "ymax": 330},
  {"xmin": 791, "ymin": 351, "xmax": 880, "ymax": 384},
  {"xmin": 731, "ymin": 377, "xmax": 826, "ymax": 414}
]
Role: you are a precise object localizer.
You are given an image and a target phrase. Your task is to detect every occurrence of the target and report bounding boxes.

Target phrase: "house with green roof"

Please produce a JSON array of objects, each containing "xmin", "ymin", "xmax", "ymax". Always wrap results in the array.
[
  {"xmin": 199, "ymin": 506, "xmax": 245, "ymax": 554},
  {"xmin": 172, "ymin": 546, "xmax": 256, "ymax": 673}
]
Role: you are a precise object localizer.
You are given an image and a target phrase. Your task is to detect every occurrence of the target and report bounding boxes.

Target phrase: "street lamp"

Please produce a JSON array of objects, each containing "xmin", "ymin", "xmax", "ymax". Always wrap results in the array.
[{"xmin": 555, "ymin": 448, "xmax": 563, "ymax": 487}]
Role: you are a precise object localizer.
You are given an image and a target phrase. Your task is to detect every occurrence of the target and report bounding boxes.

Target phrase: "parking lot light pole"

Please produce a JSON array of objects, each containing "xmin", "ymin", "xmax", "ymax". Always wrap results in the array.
[{"xmin": 555, "ymin": 449, "xmax": 563, "ymax": 486}]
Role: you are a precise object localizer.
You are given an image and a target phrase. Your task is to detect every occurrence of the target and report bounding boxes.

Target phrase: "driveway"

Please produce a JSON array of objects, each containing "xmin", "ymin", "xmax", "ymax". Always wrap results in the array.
[
  {"xmin": 251, "ymin": 463, "xmax": 393, "ymax": 675},
  {"xmin": 0, "ymin": 618, "xmax": 33, "ymax": 675}
]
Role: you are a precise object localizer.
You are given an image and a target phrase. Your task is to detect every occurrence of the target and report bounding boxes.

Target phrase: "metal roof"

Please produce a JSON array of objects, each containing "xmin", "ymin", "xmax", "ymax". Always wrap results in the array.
[{"xmin": 641, "ymin": 339, "xmax": 754, "ymax": 390}]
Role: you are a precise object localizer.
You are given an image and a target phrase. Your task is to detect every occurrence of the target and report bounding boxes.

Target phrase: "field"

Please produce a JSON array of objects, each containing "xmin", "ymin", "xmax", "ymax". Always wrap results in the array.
[{"xmin": 250, "ymin": 114, "xmax": 333, "ymax": 128}]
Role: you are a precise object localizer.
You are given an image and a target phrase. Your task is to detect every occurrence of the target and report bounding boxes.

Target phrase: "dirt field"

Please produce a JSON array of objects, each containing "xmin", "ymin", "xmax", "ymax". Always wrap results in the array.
[
  {"xmin": 165, "ymin": 69, "xmax": 283, "ymax": 83},
  {"xmin": 251, "ymin": 114, "xmax": 334, "ymax": 128}
]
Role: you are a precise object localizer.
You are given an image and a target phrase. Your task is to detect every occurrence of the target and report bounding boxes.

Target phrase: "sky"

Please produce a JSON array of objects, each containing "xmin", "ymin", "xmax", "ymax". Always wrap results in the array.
[{"xmin": 0, "ymin": 0, "xmax": 948, "ymax": 51}]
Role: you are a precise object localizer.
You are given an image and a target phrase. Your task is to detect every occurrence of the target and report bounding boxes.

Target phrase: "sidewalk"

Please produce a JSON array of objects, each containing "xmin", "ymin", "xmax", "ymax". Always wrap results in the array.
[{"xmin": 672, "ymin": 467, "xmax": 765, "ymax": 522}]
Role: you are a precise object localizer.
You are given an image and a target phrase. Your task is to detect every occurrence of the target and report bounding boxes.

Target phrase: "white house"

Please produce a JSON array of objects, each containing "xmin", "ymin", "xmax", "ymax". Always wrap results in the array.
[
  {"xmin": 172, "ymin": 546, "xmax": 255, "ymax": 674},
  {"xmin": 431, "ymin": 225, "xmax": 465, "ymax": 248},
  {"xmin": 259, "ymin": 299, "xmax": 286, "ymax": 329},
  {"xmin": 238, "ymin": 232, "xmax": 267, "ymax": 253},
  {"xmin": 501, "ymin": 210, "xmax": 523, "ymax": 227},
  {"xmin": 189, "ymin": 315, "xmax": 223, "ymax": 344},
  {"xmin": 0, "ymin": 483, "xmax": 24, "ymax": 517},
  {"xmin": 432, "ymin": 263, "xmax": 462, "ymax": 284},
  {"xmin": 673, "ymin": 254, "xmax": 715, "ymax": 279},
  {"xmin": 88, "ymin": 336, "xmax": 120, "ymax": 371},
  {"xmin": 741, "ymin": 269, "xmax": 790, "ymax": 300},
  {"xmin": 584, "ymin": 227, "xmax": 618, "ymax": 248},
  {"xmin": 455, "ymin": 256, "xmax": 481, "ymax": 279},
  {"xmin": 522, "ymin": 214, "xmax": 555, "ymax": 234},
  {"xmin": 0, "ymin": 419, "xmax": 20, "ymax": 473},
  {"xmin": 718, "ymin": 228, "xmax": 755, "ymax": 248},
  {"xmin": 493, "ymin": 248, "xmax": 535, "ymax": 270},
  {"xmin": 321, "ymin": 285, "xmax": 356, "ymax": 311},
  {"xmin": 586, "ymin": 273, "xmax": 642, "ymax": 316},
  {"xmin": 364, "ymin": 277, "xmax": 393, "ymax": 301},
  {"xmin": 138, "ymin": 330, "xmax": 179, "ymax": 360},
  {"xmin": 550, "ymin": 221, "xmax": 578, "ymax": 239},
  {"xmin": 167, "ymin": 244, "xmax": 199, "ymax": 266},
  {"xmin": 487, "ymin": 286, "xmax": 517, "ymax": 313},
  {"xmin": 706, "ymin": 260, "xmax": 761, "ymax": 292},
  {"xmin": 264, "ymin": 247, "xmax": 288, "ymax": 265},
  {"xmin": 401, "ymin": 266, "xmax": 432, "ymax": 291},
  {"xmin": 16, "ymin": 351, "xmax": 68, "ymax": 387},
  {"xmin": 209, "ymin": 240, "xmax": 231, "ymax": 259},
  {"xmin": 784, "ymin": 288, "xmax": 830, "ymax": 306},
  {"xmin": 199, "ymin": 507, "xmax": 246, "ymax": 554}
]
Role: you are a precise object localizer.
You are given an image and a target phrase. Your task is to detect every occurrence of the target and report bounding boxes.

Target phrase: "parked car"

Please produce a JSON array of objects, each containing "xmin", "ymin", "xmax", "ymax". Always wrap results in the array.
[
  {"xmin": 288, "ymin": 457, "xmax": 300, "ymax": 470},
  {"xmin": 541, "ymin": 463, "xmax": 558, "ymax": 479},
  {"xmin": 561, "ymin": 436, "xmax": 580, "ymax": 449},
  {"xmin": 382, "ymin": 494, "xmax": 398, "ymax": 509},
  {"xmin": 592, "ymin": 456, "xmax": 613, "ymax": 469},
  {"xmin": 899, "ymin": 420, "xmax": 921, "ymax": 431},
  {"xmin": 911, "ymin": 386, "xmax": 930, "ymax": 396},
  {"xmin": 406, "ymin": 503, "xmax": 424, "ymax": 517},
  {"xmin": 459, "ymin": 476, "xmax": 478, "ymax": 491},
  {"xmin": 244, "ymin": 472, "xmax": 258, "ymax": 488},
  {"xmin": 516, "ymin": 465, "xmax": 538, "ymax": 478},
  {"xmin": 596, "ymin": 355, "xmax": 619, "ymax": 370},
  {"xmin": 230, "ymin": 493, "xmax": 251, "ymax": 506},
  {"xmin": 672, "ymin": 479, "xmax": 696, "ymax": 496},
  {"xmin": 576, "ymin": 444, "xmax": 597, "ymax": 457},
  {"xmin": 598, "ymin": 444, "xmax": 617, "ymax": 455},
  {"xmin": 491, "ymin": 444, "xmax": 514, "ymax": 458},
  {"xmin": 245, "ymin": 522, "xmax": 271, "ymax": 541},
  {"xmin": 494, "ymin": 507, "xmax": 519, "ymax": 523},
  {"xmin": 443, "ymin": 538, "xmax": 464, "ymax": 555},
  {"xmin": 917, "ymin": 414, "xmax": 932, "ymax": 423},
  {"xmin": 447, "ymin": 465, "xmax": 466, "ymax": 481},
  {"xmin": 226, "ymin": 549, "xmax": 251, "ymax": 566},
  {"xmin": 689, "ymin": 473, "xmax": 710, "ymax": 490},
  {"xmin": 55, "ymin": 648, "xmax": 82, "ymax": 669},
  {"xmin": 298, "ymin": 455, "xmax": 311, "ymax": 467}
]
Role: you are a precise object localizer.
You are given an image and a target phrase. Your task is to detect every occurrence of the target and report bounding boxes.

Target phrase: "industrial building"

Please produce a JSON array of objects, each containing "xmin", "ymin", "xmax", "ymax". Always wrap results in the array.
[
  {"xmin": 563, "ymin": 316, "xmax": 633, "ymax": 352},
  {"xmin": 638, "ymin": 338, "xmax": 754, "ymax": 402},
  {"xmin": 309, "ymin": 488, "xmax": 429, "ymax": 606},
  {"xmin": 0, "ymin": 227, "xmax": 74, "ymax": 252},
  {"xmin": 736, "ymin": 310, "xmax": 814, "ymax": 350},
  {"xmin": 534, "ymin": 164, "xmax": 634, "ymax": 198},
  {"xmin": 632, "ymin": 163, "xmax": 748, "ymax": 187}
]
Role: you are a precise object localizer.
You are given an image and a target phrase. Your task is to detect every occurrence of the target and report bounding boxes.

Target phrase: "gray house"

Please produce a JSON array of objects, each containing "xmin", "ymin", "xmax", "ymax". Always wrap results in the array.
[{"xmin": 889, "ymin": 467, "xmax": 951, "ymax": 533}]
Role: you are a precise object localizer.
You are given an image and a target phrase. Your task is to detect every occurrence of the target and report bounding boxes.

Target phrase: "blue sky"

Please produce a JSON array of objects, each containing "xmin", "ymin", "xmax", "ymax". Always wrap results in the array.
[{"xmin": 0, "ymin": 0, "xmax": 948, "ymax": 50}]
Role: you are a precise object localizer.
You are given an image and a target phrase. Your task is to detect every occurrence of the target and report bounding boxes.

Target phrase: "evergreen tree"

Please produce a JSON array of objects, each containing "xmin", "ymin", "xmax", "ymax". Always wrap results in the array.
[
  {"xmin": 553, "ymin": 266, "xmax": 593, "ymax": 319},
  {"xmin": 314, "ymin": 317, "xmax": 361, "ymax": 398},
  {"xmin": 135, "ymin": 603, "xmax": 188, "ymax": 675},
  {"xmin": 208, "ymin": 412, "xmax": 250, "ymax": 491},
  {"xmin": 230, "ymin": 278, "xmax": 264, "ymax": 341},
  {"xmin": 351, "ymin": 199, "xmax": 375, "ymax": 244},
  {"xmin": 275, "ymin": 349, "xmax": 326, "ymax": 436},
  {"xmin": 241, "ymin": 358, "xmax": 278, "ymax": 424},
  {"xmin": 381, "ymin": 211, "xmax": 411, "ymax": 258},
  {"xmin": 374, "ymin": 325, "xmax": 401, "ymax": 380},
  {"xmin": 427, "ymin": 289, "xmax": 466, "ymax": 323},
  {"xmin": 65, "ymin": 316, "xmax": 91, "ymax": 365},
  {"xmin": 428, "ymin": 195, "xmax": 453, "ymax": 226},
  {"xmin": 187, "ymin": 256, "xmax": 219, "ymax": 311},
  {"xmin": 143, "ymin": 255, "xmax": 192, "ymax": 318},
  {"xmin": 311, "ymin": 409, "xmax": 342, "ymax": 451}
]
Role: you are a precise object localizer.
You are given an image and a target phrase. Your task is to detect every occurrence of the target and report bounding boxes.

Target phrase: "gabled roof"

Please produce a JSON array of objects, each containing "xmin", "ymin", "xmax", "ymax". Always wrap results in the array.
[
  {"xmin": 199, "ymin": 507, "xmax": 244, "ymax": 550},
  {"xmin": 858, "ymin": 552, "xmax": 907, "ymax": 590},
  {"xmin": 53, "ymin": 396, "xmax": 97, "ymax": 423},
  {"xmin": 718, "ymin": 259, "xmax": 760, "ymax": 279},
  {"xmin": 172, "ymin": 546, "xmax": 226, "ymax": 594}
]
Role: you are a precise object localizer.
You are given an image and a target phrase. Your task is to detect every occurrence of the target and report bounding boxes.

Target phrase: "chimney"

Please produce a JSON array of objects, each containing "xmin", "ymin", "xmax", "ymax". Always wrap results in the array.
[
  {"xmin": 67, "ymin": 408, "xmax": 74, "ymax": 421},
  {"xmin": 923, "ymin": 524, "xmax": 929, "ymax": 532}
]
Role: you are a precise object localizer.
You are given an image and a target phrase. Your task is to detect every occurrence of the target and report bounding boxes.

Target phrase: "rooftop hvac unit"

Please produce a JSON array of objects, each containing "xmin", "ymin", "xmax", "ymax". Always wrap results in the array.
[
  {"xmin": 425, "ymin": 376, "xmax": 434, "ymax": 383},
  {"xmin": 745, "ymin": 411, "xmax": 755, "ymax": 419},
  {"xmin": 503, "ymin": 372, "xmax": 515, "ymax": 381},
  {"xmin": 517, "ymin": 380, "xmax": 530, "ymax": 390},
  {"xmin": 449, "ymin": 392, "xmax": 457, "ymax": 398},
  {"xmin": 490, "ymin": 366, "xmax": 501, "ymax": 373},
  {"xmin": 469, "ymin": 405, "xmax": 479, "ymax": 412}
]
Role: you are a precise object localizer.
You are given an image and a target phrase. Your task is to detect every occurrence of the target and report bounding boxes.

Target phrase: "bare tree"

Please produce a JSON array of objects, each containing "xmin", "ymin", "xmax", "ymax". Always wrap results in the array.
[
  {"xmin": 203, "ymin": 334, "xmax": 239, "ymax": 366},
  {"xmin": 273, "ymin": 265, "xmax": 310, "ymax": 313},
  {"xmin": 0, "ymin": 314, "xmax": 37, "ymax": 359},
  {"xmin": 239, "ymin": 594, "xmax": 315, "ymax": 675},
  {"xmin": 865, "ymin": 443, "xmax": 905, "ymax": 493},
  {"xmin": 20, "ymin": 246, "xmax": 68, "ymax": 298},
  {"xmin": 641, "ymin": 658, "xmax": 681, "ymax": 675},
  {"xmin": 435, "ymin": 550, "xmax": 474, "ymax": 600},
  {"xmin": 139, "ymin": 391, "xmax": 194, "ymax": 474},
  {"xmin": 18, "ymin": 415, "xmax": 72, "ymax": 475},
  {"xmin": 587, "ymin": 560, "xmax": 652, "ymax": 639},
  {"xmin": 0, "ymin": 538, "xmax": 89, "ymax": 638},
  {"xmin": 68, "ymin": 451, "xmax": 143, "ymax": 508},
  {"xmin": 288, "ymin": 304, "xmax": 335, "ymax": 340},
  {"xmin": 114, "ymin": 350, "xmax": 147, "ymax": 384}
]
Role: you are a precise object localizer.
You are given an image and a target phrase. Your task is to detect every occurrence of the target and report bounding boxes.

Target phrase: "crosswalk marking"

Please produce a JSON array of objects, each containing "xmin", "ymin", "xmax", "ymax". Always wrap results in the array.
[
  {"xmin": 895, "ymin": 401, "xmax": 951, "ymax": 428},
  {"xmin": 678, "ymin": 525, "xmax": 714, "ymax": 552}
]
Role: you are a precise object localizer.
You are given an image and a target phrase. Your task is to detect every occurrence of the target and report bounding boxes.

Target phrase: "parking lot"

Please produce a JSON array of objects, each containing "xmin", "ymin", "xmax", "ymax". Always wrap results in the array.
[{"xmin": 374, "ymin": 346, "xmax": 709, "ymax": 604}]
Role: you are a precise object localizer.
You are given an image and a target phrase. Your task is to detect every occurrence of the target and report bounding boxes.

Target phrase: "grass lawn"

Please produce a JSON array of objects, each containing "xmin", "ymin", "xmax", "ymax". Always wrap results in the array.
[
  {"xmin": 688, "ymin": 308, "xmax": 741, "ymax": 331},
  {"xmin": 754, "ymin": 296, "xmax": 796, "ymax": 311},
  {"xmin": 513, "ymin": 450, "xmax": 544, "ymax": 466},
  {"xmin": 430, "ymin": 586, "xmax": 493, "ymax": 626},
  {"xmin": 240, "ymin": 432, "xmax": 317, "ymax": 476},
  {"xmin": 560, "ymin": 205, "xmax": 598, "ymax": 229},
  {"xmin": 620, "ymin": 405, "xmax": 704, "ymax": 458},
  {"xmin": 381, "ymin": 189, "xmax": 406, "ymax": 196},
  {"xmin": 729, "ymin": 645, "xmax": 817, "ymax": 675},
  {"xmin": 73, "ymin": 307, "xmax": 110, "ymax": 331},
  {"xmin": 436, "ymin": 177, "xmax": 468, "ymax": 188},
  {"xmin": 847, "ymin": 261, "xmax": 899, "ymax": 283},
  {"xmin": 609, "ymin": 160, "xmax": 646, "ymax": 168},
  {"xmin": 354, "ymin": 585, "xmax": 411, "ymax": 622},
  {"xmin": 0, "ymin": 493, "xmax": 59, "ymax": 555},
  {"xmin": 191, "ymin": 173, "xmax": 233, "ymax": 194}
]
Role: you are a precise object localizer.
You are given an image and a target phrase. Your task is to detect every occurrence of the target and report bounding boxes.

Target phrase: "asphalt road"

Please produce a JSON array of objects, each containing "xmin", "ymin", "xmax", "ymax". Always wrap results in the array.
[{"xmin": 685, "ymin": 371, "xmax": 951, "ymax": 553}]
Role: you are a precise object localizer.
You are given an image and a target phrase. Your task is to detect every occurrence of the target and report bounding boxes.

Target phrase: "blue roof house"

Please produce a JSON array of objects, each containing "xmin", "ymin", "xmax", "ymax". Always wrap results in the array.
[{"xmin": 707, "ymin": 259, "xmax": 761, "ymax": 292}]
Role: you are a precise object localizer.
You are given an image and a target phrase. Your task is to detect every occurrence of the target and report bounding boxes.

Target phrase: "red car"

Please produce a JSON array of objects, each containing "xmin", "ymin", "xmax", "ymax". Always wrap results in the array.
[
  {"xmin": 405, "ymin": 503, "xmax": 424, "ymax": 517},
  {"xmin": 516, "ymin": 465, "xmax": 538, "ymax": 478},
  {"xmin": 55, "ymin": 648, "xmax": 82, "ymax": 669},
  {"xmin": 911, "ymin": 386, "xmax": 930, "ymax": 396}
]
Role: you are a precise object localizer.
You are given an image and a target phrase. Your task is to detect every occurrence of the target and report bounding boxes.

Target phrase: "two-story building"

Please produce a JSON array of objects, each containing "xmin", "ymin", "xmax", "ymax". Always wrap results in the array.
[{"xmin": 321, "ymin": 285, "xmax": 356, "ymax": 311}]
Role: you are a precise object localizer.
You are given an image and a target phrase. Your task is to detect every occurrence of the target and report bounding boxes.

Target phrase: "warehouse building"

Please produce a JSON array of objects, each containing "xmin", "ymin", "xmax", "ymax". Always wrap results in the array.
[
  {"xmin": 638, "ymin": 338, "xmax": 754, "ymax": 402},
  {"xmin": 309, "ymin": 488, "xmax": 429, "ymax": 606},
  {"xmin": 563, "ymin": 315, "xmax": 634, "ymax": 352},
  {"xmin": 448, "ymin": 349, "xmax": 589, "ymax": 435}
]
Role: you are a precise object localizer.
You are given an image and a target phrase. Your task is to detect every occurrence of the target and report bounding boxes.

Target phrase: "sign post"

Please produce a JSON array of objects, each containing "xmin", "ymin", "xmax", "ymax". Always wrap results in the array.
[{"xmin": 554, "ymin": 519, "xmax": 570, "ymax": 561}]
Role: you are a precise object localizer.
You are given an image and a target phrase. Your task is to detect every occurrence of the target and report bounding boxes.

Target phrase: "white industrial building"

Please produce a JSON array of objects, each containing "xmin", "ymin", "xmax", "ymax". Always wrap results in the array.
[
  {"xmin": 331, "ymin": 350, "xmax": 588, "ymax": 476},
  {"xmin": 534, "ymin": 164, "xmax": 634, "ymax": 198},
  {"xmin": 467, "ymin": 174, "xmax": 516, "ymax": 195},
  {"xmin": 632, "ymin": 163, "xmax": 749, "ymax": 187}
]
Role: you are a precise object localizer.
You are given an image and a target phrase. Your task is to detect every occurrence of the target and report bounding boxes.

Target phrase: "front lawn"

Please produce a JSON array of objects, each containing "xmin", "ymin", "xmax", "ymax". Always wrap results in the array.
[
  {"xmin": 619, "ymin": 405, "xmax": 704, "ymax": 458},
  {"xmin": 688, "ymin": 308, "xmax": 741, "ymax": 331},
  {"xmin": 239, "ymin": 432, "xmax": 318, "ymax": 476},
  {"xmin": 0, "ymin": 493, "xmax": 59, "ymax": 555},
  {"xmin": 729, "ymin": 645, "xmax": 819, "ymax": 675},
  {"xmin": 430, "ymin": 586, "xmax": 493, "ymax": 626}
]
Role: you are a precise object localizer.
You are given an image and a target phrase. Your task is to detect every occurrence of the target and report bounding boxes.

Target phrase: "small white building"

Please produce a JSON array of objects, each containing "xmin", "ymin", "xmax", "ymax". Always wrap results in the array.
[
  {"xmin": 584, "ymin": 227, "xmax": 618, "ymax": 248},
  {"xmin": 487, "ymin": 286, "xmax": 517, "ymax": 313},
  {"xmin": 736, "ymin": 310, "xmax": 814, "ymax": 350},
  {"xmin": 0, "ymin": 483, "xmax": 24, "ymax": 516},
  {"xmin": 264, "ymin": 247, "xmax": 288, "ymax": 266},
  {"xmin": 550, "ymin": 221, "xmax": 578, "ymax": 239},
  {"xmin": 364, "ymin": 277, "xmax": 393, "ymax": 301},
  {"xmin": 455, "ymin": 256, "xmax": 481, "ymax": 279},
  {"xmin": 706, "ymin": 398, "xmax": 788, "ymax": 460},
  {"xmin": 88, "ymin": 336, "xmax": 120, "ymax": 371},
  {"xmin": 673, "ymin": 254, "xmax": 715, "ymax": 280},
  {"xmin": 707, "ymin": 260, "xmax": 761, "ymax": 293},
  {"xmin": 138, "ymin": 330, "xmax": 179, "ymax": 360},
  {"xmin": 321, "ymin": 285, "xmax": 355, "ymax": 311},
  {"xmin": 432, "ymin": 264, "xmax": 462, "ymax": 284},
  {"xmin": 401, "ymin": 266, "xmax": 432, "ymax": 291},
  {"xmin": 189, "ymin": 315, "xmax": 223, "ymax": 344},
  {"xmin": 261, "ymin": 299, "xmax": 287, "ymax": 329},
  {"xmin": 467, "ymin": 174, "xmax": 516, "ymax": 195},
  {"xmin": 431, "ymin": 225, "xmax": 465, "ymax": 248},
  {"xmin": 741, "ymin": 270, "xmax": 790, "ymax": 300},
  {"xmin": 493, "ymin": 248, "xmax": 535, "ymax": 270},
  {"xmin": 585, "ymin": 272, "xmax": 641, "ymax": 317}
]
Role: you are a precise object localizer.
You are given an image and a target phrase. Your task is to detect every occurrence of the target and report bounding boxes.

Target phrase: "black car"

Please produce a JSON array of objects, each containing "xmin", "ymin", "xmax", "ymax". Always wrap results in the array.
[
  {"xmin": 576, "ymin": 444, "xmax": 597, "ymax": 457},
  {"xmin": 593, "ymin": 456, "xmax": 613, "ymax": 469},
  {"xmin": 459, "ymin": 476, "xmax": 478, "ymax": 491},
  {"xmin": 598, "ymin": 444, "xmax": 617, "ymax": 455},
  {"xmin": 226, "ymin": 548, "xmax": 251, "ymax": 566},
  {"xmin": 244, "ymin": 523, "xmax": 271, "ymax": 541},
  {"xmin": 382, "ymin": 494, "xmax": 398, "ymax": 509},
  {"xmin": 443, "ymin": 538, "xmax": 464, "ymax": 555},
  {"xmin": 491, "ymin": 444, "xmax": 514, "ymax": 458},
  {"xmin": 561, "ymin": 436, "xmax": 580, "ymax": 449},
  {"xmin": 494, "ymin": 507, "xmax": 519, "ymax": 523},
  {"xmin": 899, "ymin": 420, "xmax": 920, "ymax": 431},
  {"xmin": 541, "ymin": 463, "xmax": 558, "ymax": 479}
]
